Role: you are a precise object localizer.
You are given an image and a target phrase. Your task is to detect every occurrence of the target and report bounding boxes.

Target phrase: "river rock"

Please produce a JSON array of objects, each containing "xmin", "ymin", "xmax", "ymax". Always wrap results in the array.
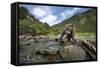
[
  {"xmin": 59, "ymin": 45, "xmax": 86, "ymax": 61},
  {"xmin": 36, "ymin": 48, "xmax": 58, "ymax": 55}
]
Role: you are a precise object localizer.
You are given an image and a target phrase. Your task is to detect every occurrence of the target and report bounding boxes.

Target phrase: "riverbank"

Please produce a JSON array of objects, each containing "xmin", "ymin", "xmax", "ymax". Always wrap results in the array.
[{"xmin": 18, "ymin": 34, "xmax": 96, "ymax": 64}]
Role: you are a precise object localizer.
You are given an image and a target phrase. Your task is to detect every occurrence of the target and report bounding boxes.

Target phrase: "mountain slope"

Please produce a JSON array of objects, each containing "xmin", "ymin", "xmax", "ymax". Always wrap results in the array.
[
  {"xmin": 52, "ymin": 9, "xmax": 97, "ymax": 34},
  {"xmin": 19, "ymin": 6, "xmax": 53, "ymax": 36}
]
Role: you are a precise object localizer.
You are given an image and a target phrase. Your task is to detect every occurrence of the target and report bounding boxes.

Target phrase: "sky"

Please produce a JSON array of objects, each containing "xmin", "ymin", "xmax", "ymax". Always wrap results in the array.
[{"xmin": 19, "ymin": 4, "xmax": 90, "ymax": 26}]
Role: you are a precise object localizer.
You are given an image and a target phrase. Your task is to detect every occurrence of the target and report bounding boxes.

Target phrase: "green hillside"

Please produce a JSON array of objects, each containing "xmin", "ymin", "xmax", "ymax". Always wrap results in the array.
[
  {"xmin": 19, "ymin": 6, "xmax": 53, "ymax": 36},
  {"xmin": 19, "ymin": 6, "xmax": 96, "ymax": 36},
  {"xmin": 52, "ymin": 9, "xmax": 97, "ymax": 34}
]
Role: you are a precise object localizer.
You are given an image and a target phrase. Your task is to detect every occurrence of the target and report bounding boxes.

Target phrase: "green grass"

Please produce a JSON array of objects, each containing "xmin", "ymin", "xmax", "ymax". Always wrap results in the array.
[{"xmin": 75, "ymin": 32, "xmax": 96, "ymax": 41}]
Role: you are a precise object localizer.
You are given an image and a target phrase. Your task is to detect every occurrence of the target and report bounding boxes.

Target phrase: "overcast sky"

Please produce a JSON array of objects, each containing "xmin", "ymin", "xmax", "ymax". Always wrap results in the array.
[{"xmin": 19, "ymin": 4, "xmax": 90, "ymax": 26}]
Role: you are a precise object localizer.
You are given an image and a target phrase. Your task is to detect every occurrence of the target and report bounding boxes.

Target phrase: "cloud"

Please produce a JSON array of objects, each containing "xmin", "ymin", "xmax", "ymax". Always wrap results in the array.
[
  {"xmin": 31, "ymin": 6, "xmax": 59, "ymax": 26},
  {"xmin": 40, "ymin": 14, "xmax": 57, "ymax": 26},
  {"xmin": 30, "ymin": 6, "xmax": 89, "ymax": 26},
  {"xmin": 73, "ymin": 8, "xmax": 81, "ymax": 11},
  {"xmin": 38, "ymin": 7, "xmax": 82, "ymax": 26},
  {"xmin": 60, "ymin": 8, "xmax": 81, "ymax": 20},
  {"xmin": 31, "ymin": 6, "xmax": 52, "ymax": 19},
  {"xmin": 32, "ymin": 7, "xmax": 47, "ymax": 19}
]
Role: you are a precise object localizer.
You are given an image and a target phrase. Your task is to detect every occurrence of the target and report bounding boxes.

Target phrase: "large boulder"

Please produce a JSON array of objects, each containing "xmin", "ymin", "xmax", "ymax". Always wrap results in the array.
[{"xmin": 59, "ymin": 45, "xmax": 86, "ymax": 61}]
